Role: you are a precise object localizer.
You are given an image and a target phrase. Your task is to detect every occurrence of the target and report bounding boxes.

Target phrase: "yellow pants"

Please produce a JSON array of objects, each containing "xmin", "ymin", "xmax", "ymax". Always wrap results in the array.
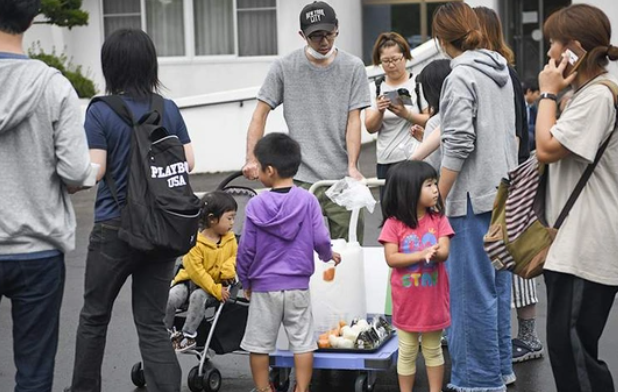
[{"xmin": 397, "ymin": 330, "xmax": 444, "ymax": 376}]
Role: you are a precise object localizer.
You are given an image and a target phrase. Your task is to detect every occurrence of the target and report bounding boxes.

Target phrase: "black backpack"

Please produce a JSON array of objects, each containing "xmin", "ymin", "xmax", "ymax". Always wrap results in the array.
[{"xmin": 90, "ymin": 94, "xmax": 201, "ymax": 258}]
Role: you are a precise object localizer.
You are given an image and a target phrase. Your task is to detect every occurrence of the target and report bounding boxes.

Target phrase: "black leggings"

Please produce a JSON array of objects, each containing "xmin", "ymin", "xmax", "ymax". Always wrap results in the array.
[{"xmin": 544, "ymin": 270, "xmax": 618, "ymax": 392}]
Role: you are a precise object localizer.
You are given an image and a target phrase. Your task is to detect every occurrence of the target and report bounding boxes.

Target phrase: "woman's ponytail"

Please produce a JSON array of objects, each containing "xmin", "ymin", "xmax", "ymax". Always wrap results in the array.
[
  {"xmin": 608, "ymin": 45, "xmax": 618, "ymax": 62},
  {"xmin": 462, "ymin": 29, "xmax": 483, "ymax": 51},
  {"xmin": 432, "ymin": 2, "xmax": 483, "ymax": 52}
]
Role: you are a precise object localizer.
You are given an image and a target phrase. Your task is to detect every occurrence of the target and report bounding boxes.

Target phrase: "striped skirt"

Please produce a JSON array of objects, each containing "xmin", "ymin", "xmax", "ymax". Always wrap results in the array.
[{"xmin": 511, "ymin": 275, "xmax": 539, "ymax": 308}]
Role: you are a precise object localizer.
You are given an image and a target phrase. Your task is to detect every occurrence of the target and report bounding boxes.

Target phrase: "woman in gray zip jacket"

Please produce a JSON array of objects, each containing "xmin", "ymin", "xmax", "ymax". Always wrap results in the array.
[{"xmin": 432, "ymin": 3, "xmax": 518, "ymax": 392}]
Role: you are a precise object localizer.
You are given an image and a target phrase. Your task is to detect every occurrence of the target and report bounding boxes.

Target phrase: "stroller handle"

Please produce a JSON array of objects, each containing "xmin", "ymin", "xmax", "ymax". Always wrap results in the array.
[
  {"xmin": 226, "ymin": 279, "xmax": 243, "ymax": 300},
  {"xmin": 216, "ymin": 171, "xmax": 244, "ymax": 190}
]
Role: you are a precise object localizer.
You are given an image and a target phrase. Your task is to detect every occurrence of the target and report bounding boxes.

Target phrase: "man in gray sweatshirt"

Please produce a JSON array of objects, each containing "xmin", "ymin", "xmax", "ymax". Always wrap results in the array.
[{"xmin": 0, "ymin": 1, "xmax": 92, "ymax": 391}]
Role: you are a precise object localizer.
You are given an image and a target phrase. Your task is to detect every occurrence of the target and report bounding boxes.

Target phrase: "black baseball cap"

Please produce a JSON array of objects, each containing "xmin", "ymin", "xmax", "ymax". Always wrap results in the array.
[{"xmin": 300, "ymin": 1, "xmax": 338, "ymax": 36}]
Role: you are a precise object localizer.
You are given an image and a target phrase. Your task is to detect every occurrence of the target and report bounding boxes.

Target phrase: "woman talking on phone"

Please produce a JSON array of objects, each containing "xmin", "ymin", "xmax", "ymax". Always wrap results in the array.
[
  {"xmin": 536, "ymin": 4, "xmax": 618, "ymax": 392},
  {"xmin": 365, "ymin": 32, "xmax": 429, "ymax": 198}
]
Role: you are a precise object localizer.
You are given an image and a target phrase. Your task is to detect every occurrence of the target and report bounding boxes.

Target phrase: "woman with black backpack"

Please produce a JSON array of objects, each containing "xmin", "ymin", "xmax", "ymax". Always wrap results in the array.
[{"xmin": 65, "ymin": 29, "xmax": 195, "ymax": 392}]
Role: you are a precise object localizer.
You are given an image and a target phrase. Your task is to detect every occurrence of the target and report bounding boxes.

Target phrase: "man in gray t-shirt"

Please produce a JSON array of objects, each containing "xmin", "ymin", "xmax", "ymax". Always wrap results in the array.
[{"xmin": 242, "ymin": 1, "xmax": 371, "ymax": 242}]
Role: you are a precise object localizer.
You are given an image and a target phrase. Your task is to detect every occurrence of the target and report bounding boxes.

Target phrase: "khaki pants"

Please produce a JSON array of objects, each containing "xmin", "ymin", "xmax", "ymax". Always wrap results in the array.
[{"xmin": 295, "ymin": 181, "xmax": 364, "ymax": 244}]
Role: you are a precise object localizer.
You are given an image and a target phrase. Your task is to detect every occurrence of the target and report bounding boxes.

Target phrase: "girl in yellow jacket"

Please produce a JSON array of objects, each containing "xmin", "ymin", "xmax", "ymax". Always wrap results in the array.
[{"xmin": 164, "ymin": 191, "xmax": 238, "ymax": 352}]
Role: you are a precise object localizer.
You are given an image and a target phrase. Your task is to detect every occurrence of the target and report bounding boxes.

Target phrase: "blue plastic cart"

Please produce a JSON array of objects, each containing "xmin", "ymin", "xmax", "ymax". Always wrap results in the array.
[
  {"xmin": 268, "ymin": 178, "xmax": 393, "ymax": 392},
  {"xmin": 269, "ymin": 332, "xmax": 398, "ymax": 392}
]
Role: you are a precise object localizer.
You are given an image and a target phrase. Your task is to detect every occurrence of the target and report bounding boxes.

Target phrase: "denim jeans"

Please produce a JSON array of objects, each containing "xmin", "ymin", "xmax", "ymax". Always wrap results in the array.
[
  {"xmin": 0, "ymin": 254, "xmax": 65, "ymax": 392},
  {"xmin": 446, "ymin": 199, "xmax": 512, "ymax": 392},
  {"xmin": 69, "ymin": 221, "xmax": 181, "ymax": 392},
  {"xmin": 545, "ymin": 270, "xmax": 618, "ymax": 392}
]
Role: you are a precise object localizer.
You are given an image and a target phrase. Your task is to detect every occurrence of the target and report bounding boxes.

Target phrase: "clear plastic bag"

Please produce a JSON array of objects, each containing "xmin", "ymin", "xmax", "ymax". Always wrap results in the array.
[{"xmin": 325, "ymin": 177, "xmax": 377, "ymax": 213}]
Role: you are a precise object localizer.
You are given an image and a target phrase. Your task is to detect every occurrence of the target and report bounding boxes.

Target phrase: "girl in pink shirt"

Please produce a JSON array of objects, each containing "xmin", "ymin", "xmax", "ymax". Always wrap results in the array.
[{"xmin": 379, "ymin": 160, "xmax": 454, "ymax": 392}]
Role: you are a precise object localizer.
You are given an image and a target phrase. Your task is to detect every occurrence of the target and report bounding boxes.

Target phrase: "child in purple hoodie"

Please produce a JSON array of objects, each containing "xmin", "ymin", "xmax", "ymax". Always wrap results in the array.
[{"xmin": 238, "ymin": 133, "xmax": 341, "ymax": 392}]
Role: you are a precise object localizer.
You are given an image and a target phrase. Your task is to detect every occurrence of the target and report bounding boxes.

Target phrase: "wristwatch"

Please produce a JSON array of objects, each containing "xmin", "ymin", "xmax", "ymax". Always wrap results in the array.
[{"xmin": 539, "ymin": 92, "xmax": 558, "ymax": 102}]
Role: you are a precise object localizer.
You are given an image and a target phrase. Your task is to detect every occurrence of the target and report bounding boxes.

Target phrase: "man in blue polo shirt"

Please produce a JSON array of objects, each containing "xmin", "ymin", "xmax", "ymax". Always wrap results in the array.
[{"xmin": 0, "ymin": 1, "xmax": 93, "ymax": 391}]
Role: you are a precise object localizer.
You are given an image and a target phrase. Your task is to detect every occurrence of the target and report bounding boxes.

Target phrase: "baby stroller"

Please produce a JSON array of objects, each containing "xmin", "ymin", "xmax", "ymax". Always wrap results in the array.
[{"xmin": 130, "ymin": 171, "xmax": 257, "ymax": 392}]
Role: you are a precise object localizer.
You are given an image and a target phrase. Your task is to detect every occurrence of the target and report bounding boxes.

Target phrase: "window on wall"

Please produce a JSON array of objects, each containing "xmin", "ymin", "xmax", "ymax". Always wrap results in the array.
[
  {"xmin": 361, "ymin": 0, "xmax": 455, "ymax": 64},
  {"xmin": 102, "ymin": 0, "xmax": 278, "ymax": 58}
]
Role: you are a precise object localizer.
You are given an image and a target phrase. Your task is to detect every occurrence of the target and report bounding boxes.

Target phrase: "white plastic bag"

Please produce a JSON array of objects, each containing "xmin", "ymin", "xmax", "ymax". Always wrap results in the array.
[{"xmin": 325, "ymin": 177, "xmax": 376, "ymax": 213}]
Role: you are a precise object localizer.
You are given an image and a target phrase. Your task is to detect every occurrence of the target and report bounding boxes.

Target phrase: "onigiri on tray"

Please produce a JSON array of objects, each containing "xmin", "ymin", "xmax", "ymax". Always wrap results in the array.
[{"xmin": 316, "ymin": 316, "xmax": 394, "ymax": 353}]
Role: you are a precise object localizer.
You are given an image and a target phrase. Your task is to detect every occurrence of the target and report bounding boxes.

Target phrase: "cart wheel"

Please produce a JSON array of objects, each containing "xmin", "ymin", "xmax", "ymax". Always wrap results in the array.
[
  {"xmin": 130, "ymin": 362, "xmax": 146, "ymax": 388},
  {"xmin": 269, "ymin": 368, "xmax": 290, "ymax": 392},
  {"xmin": 203, "ymin": 366, "xmax": 222, "ymax": 392},
  {"xmin": 188, "ymin": 365, "xmax": 204, "ymax": 392},
  {"xmin": 354, "ymin": 373, "xmax": 368, "ymax": 392}
]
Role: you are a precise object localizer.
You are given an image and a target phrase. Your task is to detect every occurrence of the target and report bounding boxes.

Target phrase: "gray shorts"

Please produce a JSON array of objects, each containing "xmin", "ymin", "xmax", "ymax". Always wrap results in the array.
[{"xmin": 240, "ymin": 290, "xmax": 317, "ymax": 354}]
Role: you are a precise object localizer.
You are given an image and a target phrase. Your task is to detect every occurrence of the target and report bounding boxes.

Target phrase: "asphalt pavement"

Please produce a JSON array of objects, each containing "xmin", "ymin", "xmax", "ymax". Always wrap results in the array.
[{"xmin": 1, "ymin": 142, "xmax": 618, "ymax": 392}]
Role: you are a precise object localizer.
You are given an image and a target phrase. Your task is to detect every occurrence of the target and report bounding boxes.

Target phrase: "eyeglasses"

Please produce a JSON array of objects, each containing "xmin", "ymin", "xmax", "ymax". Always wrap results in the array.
[
  {"xmin": 307, "ymin": 31, "xmax": 339, "ymax": 43},
  {"xmin": 380, "ymin": 55, "xmax": 405, "ymax": 66}
]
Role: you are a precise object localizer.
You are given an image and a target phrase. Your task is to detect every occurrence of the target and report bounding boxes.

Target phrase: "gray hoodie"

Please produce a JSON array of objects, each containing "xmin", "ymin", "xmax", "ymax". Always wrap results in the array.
[
  {"xmin": 439, "ymin": 49, "xmax": 518, "ymax": 217},
  {"xmin": 0, "ymin": 56, "xmax": 91, "ymax": 255}
]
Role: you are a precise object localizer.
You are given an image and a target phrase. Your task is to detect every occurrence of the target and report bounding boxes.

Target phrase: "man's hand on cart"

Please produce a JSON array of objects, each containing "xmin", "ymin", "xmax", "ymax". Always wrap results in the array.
[
  {"xmin": 244, "ymin": 288, "xmax": 251, "ymax": 300},
  {"xmin": 220, "ymin": 286, "xmax": 231, "ymax": 302},
  {"xmin": 347, "ymin": 167, "xmax": 364, "ymax": 181},
  {"xmin": 332, "ymin": 252, "xmax": 342, "ymax": 266},
  {"xmin": 242, "ymin": 160, "xmax": 260, "ymax": 180}
]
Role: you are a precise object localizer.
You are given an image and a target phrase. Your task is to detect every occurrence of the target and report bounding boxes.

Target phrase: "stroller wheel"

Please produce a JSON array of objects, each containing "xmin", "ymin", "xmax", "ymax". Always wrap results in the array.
[
  {"xmin": 188, "ymin": 365, "xmax": 204, "ymax": 392},
  {"xmin": 203, "ymin": 365, "xmax": 222, "ymax": 392},
  {"xmin": 130, "ymin": 362, "xmax": 146, "ymax": 388}
]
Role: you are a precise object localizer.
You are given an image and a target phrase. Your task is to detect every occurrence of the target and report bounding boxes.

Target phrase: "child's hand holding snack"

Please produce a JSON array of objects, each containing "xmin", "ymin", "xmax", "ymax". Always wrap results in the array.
[{"xmin": 332, "ymin": 252, "xmax": 342, "ymax": 266}]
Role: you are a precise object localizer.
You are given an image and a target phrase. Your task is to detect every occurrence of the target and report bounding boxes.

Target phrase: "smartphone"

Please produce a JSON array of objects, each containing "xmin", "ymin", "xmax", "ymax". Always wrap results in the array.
[
  {"xmin": 562, "ymin": 42, "xmax": 587, "ymax": 77},
  {"xmin": 384, "ymin": 89, "xmax": 413, "ymax": 106}
]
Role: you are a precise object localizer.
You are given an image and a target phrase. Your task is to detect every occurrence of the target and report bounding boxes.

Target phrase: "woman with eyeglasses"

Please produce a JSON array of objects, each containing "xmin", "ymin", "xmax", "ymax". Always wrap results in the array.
[{"xmin": 365, "ymin": 32, "xmax": 429, "ymax": 199}]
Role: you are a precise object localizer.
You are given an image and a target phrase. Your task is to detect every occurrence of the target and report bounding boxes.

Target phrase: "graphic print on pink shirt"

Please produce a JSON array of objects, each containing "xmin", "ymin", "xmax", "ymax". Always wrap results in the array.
[
  {"xmin": 379, "ymin": 214, "xmax": 454, "ymax": 332},
  {"xmin": 401, "ymin": 230, "xmax": 440, "ymax": 288}
]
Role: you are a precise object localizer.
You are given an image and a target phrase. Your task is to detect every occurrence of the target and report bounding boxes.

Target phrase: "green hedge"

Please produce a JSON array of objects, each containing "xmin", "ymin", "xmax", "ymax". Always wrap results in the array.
[{"xmin": 28, "ymin": 45, "xmax": 97, "ymax": 99}]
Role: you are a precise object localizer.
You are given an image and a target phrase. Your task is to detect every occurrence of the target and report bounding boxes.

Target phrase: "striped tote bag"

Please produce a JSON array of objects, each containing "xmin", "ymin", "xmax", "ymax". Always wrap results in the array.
[
  {"xmin": 484, "ymin": 80, "xmax": 618, "ymax": 279},
  {"xmin": 483, "ymin": 153, "xmax": 556, "ymax": 279}
]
